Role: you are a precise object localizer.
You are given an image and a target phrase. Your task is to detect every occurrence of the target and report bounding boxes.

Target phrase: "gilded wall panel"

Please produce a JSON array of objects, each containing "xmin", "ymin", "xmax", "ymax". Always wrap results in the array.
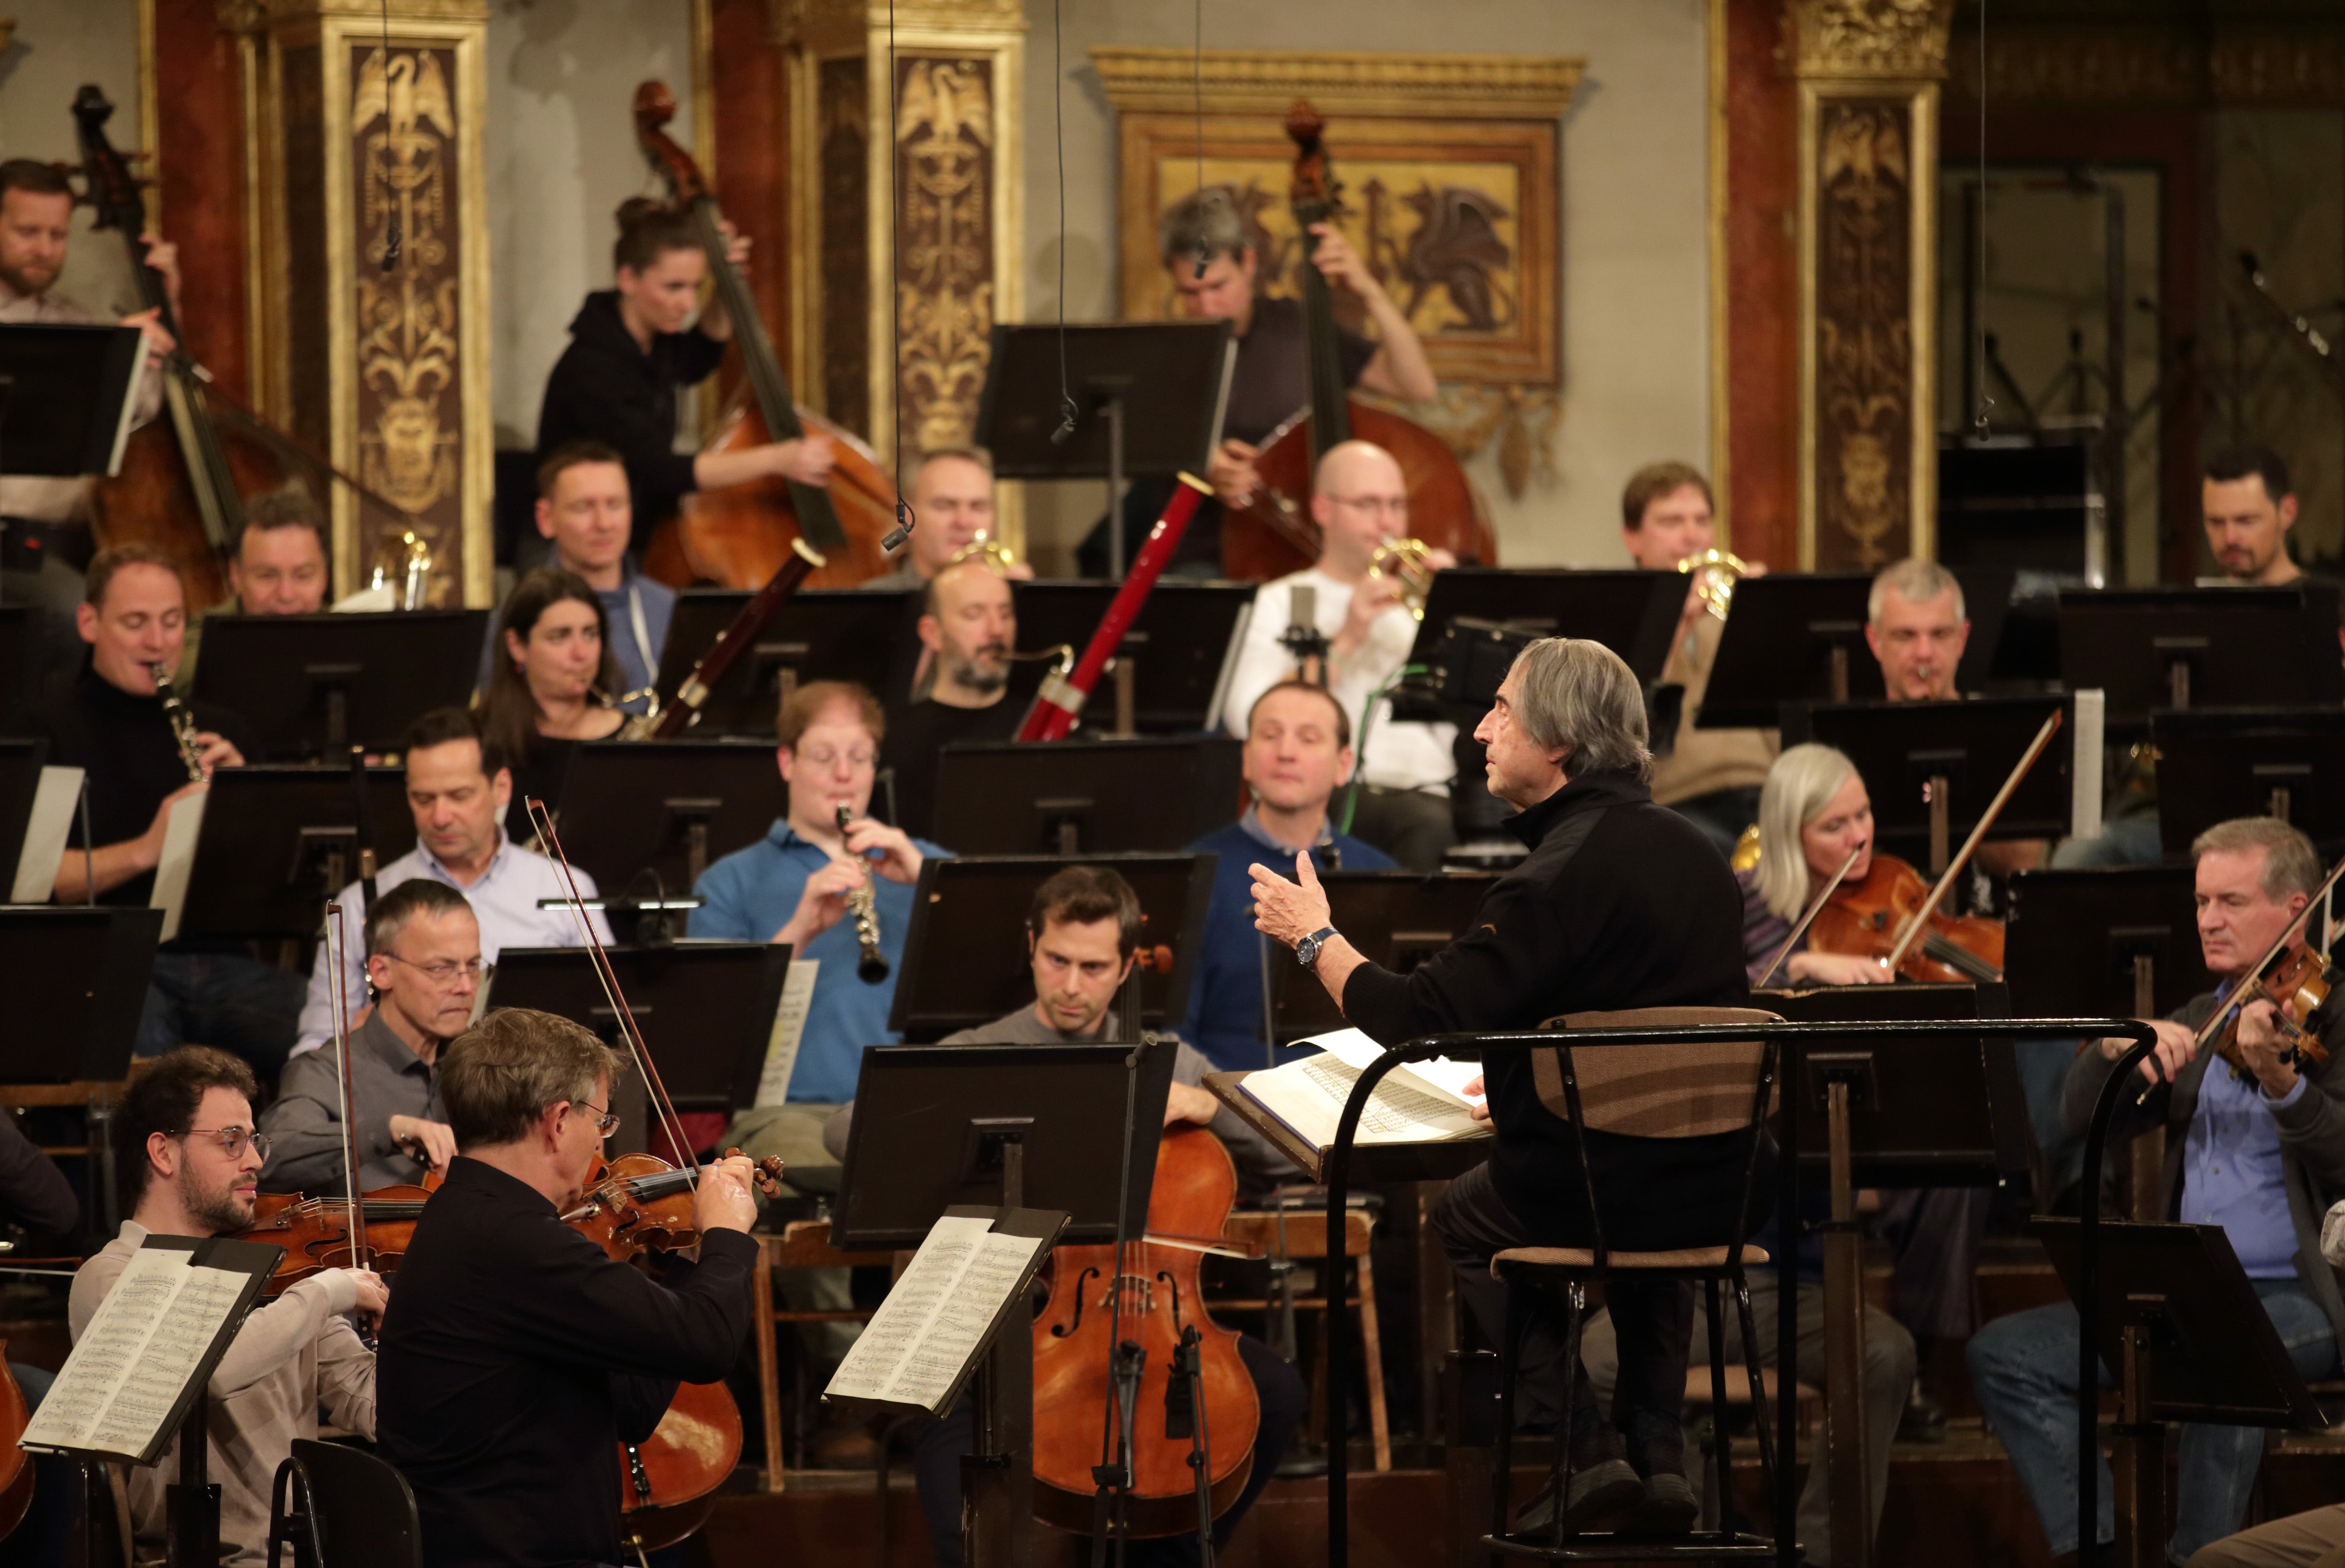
[
  {"xmin": 892, "ymin": 53, "xmax": 993, "ymax": 453},
  {"xmin": 1812, "ymin": 98, "xmax": 1913, "ymax": 569}
]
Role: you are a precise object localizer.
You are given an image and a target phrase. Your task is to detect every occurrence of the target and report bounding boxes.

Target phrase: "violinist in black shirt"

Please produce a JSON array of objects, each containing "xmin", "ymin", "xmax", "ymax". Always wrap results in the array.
[
  {"xmin": 535, "ymin": 199, "xmax": 834, "ymax": 554},
  {"xmin": 32, "ymin": 542, "xmax": 302, "ymax": 1074},
  {"xmin": 377, "ymin": 1007, "xmax": 761, "ymax": 1568}
]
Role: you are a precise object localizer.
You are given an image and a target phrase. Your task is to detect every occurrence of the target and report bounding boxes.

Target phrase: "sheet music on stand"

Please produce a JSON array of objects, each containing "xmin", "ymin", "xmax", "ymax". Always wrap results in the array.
[
  {"xmin": 21, "ymin": 1233, "xmax": 282, "ymax": 1466},
  {"xmin": 823, "ymin": 1206, "xmax": 1062, "ymax": 1417}
]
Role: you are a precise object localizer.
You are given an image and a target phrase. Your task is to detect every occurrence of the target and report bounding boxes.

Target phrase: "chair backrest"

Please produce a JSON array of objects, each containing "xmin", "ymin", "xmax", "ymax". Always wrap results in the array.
[
  {"xmin": 286, "ymin": 1438, "xmax": 424, "ymax": 1568},
  {"xmin": 1532, "ymin": 1007, "xmax": 1784, "ymax": 1137}
]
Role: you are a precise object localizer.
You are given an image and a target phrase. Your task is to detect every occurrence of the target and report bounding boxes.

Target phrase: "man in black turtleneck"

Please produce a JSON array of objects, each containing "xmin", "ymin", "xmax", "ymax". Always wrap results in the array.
[{"xmin": 33, "ymin": 542, "xmax": 302, "ymax": 1075}]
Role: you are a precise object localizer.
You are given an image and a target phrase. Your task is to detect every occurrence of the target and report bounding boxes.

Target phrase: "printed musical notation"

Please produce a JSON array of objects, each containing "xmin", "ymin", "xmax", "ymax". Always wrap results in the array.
[
  {"xmin": 825, "ymin": 1214, "xmax": 1045, "ymax": 1413},
  {"xmin": 23, "ymin": 1246, "xmax": 252, "ymax": 1462}
]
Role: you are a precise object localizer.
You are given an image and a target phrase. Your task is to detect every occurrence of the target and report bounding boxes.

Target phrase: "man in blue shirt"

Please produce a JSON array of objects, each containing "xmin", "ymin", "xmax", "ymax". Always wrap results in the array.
[
  {"xmin": 1969, "ymin": 816, "xmax": 2345, "ymax": 1563},
  {"xmin": 689, "ymin": 679, "xmax": 943, "ymax": 1197},
  {"xmin": 1183, "ymin": 679, "xmax": 1394, "ymax": 1071}
]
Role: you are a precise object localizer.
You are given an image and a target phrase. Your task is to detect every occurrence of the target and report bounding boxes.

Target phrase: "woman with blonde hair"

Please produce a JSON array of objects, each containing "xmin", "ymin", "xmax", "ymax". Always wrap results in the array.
[{"xmin": 1741, "ymin": 742, "xmax": 1890, "ymax": 988}]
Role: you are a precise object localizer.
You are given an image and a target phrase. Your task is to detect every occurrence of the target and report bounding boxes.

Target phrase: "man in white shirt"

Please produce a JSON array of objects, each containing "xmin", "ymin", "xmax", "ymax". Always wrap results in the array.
[
  {"xmin": 1217, "ymin": 439, "xmax": 1456, "ymax": 869},
  {"xmin": 295, "ymin": 706, "xmax": 607, "ymax": 1055}
]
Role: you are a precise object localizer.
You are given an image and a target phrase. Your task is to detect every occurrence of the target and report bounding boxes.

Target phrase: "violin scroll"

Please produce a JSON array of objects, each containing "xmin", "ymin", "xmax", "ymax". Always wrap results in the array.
[{"xmin": 722, "ymin": 1147, "xmax": 787, "ymax": 1201}]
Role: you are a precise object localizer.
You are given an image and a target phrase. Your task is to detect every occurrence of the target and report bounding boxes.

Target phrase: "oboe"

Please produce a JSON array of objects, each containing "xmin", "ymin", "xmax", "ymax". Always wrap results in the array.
[
  {"xmin": 834, "ymin": 804, "xmax": 890, "ymax": 984},
  {"xmin": 150, "ymin": 663, "xmax": 206, "ymax": 782}
]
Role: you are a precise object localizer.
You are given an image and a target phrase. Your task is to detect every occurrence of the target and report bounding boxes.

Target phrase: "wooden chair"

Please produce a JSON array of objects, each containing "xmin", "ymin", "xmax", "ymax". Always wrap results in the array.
[
  {"xmin": 751, "ymin": 1218, "xmax": 901, "ymax": 1491},
  {"xmin": 1487, "ymin": 1006, "xmax": 1785, "ymax": 1561},
  {"xmin": 1218, "ymin": 1203, "xmax": 1392, "ymax": 1471}
]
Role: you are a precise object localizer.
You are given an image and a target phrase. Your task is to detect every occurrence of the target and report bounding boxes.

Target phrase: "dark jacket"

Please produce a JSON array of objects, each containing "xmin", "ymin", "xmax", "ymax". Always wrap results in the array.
[
  {"xmin": 533, "ymin": 290, "xmax": 725, "ymax": 551},
  {"xmin": 2063, "ymin": 991, "xmax": 2345, "ymax": 1358},
  {"xmin": 1343, "ymin": 769, "xmax": 1751, "ymax": 1243}
]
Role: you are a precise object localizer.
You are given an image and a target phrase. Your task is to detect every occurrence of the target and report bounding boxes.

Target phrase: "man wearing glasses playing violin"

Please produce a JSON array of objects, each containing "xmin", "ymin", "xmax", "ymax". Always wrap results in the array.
[
  {"xmin": 260, "ymin": 881, "xmax": 476, "ymax": 1194},
  {"xmin": 73, "ymin": 1047, "xmax": 383, "ymax": 1568},
  {"xmin": 1969, "ymin": 817, "xmax": 2345, "ymax": 1565}
]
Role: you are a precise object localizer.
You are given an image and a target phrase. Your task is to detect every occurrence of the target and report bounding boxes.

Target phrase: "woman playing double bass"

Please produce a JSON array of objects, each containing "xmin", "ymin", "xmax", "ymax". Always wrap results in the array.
[{"xmin": 534, "ymin": 199, "xmax": 835, "ymax": 558}]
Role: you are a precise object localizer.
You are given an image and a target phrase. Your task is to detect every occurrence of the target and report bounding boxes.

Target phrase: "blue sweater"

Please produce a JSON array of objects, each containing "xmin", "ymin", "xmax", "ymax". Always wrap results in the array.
[
  {"xmin": 1180, "ymin": 817, "xmax": 1395, "ymax": 1072},
  {"xmin": 688, "ymin": 819, "xmax": 947, "ymax": 1103}
]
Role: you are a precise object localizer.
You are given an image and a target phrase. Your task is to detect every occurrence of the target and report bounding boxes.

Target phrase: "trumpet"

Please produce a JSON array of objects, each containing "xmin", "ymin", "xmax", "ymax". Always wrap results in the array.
[
  {"xmin": 1368, "ymin": 538, "xmax": 1438, "ymax": 621},
  {"xmin": 151, "ymin": 664, "xmax": 206, "ymax": 782},
  {"xmin": 945, "ymin": 537, "xmax": 1019, "ymax": 576},
  {"xmin": 834, "ymin": 804, "xmax": 890, "ymax": 984},
  {"xmin": 1676, "ymin": 547, "xmax": 1748, "ymax": 621}
]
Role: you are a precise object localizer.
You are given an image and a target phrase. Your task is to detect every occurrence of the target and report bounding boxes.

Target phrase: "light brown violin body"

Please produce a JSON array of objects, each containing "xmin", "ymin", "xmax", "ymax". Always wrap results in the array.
[
  {"xmin": 0, "ymin": 1349, "xmax": 32, "ymax": 1541},
  {"xmin": 2214, "ymin": 941, "xmax": 2338, "ymax": 1082},
  {"xmin": 239, "ymin": 1182, "xmax": 438, "ymax": 1292},
  {"xmin": 1808, "ymin": 852, "xmax": 2005, "ymax": 986},
  {"xmin": 1030, "ymin": 1125, "xmax": 1259, "ymax": 1538},
  {"xmin": 642, "ymin": 404, "xmax": 901, "ymax": 591}
]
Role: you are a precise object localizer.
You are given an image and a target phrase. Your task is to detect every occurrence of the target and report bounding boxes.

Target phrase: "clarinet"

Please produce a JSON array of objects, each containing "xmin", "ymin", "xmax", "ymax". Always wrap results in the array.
[
  {"xmin": 150, "ymin": 663, "xmax": 206, "ymax": 782},
  {"xmin": 834, "ymin": 804, "xmax": 890, "ymax": 984}
]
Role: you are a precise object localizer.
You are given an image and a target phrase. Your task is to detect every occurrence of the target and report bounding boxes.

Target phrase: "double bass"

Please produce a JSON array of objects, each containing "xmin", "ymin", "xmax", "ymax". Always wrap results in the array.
[
  {"xmin": 1218, "ymin": 103, "xmax": 1495, "ymax": 582},
  {"xmin": 629, "ymin": 82, "xmax": 898, "ymax": 590}
]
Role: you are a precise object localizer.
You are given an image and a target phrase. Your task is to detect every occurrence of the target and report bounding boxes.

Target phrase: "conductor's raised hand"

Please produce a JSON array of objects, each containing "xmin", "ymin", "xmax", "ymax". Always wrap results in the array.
[
  {"xmin": 842, "ymin": 816, "xmax": 924, "ymax": 884},
  {"xmin": 1249, "ymin": 851, "xmax": 1331, "ymax": 949},
  {"xmin": 693, "ymin": 1154, "xmax": 760, "ymax": 1235}
]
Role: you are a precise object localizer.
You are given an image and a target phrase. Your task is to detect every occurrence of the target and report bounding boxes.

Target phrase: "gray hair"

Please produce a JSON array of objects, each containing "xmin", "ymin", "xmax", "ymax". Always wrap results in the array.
[
  {"xmin": 363, "ymin": 879, "xmax": 474, "ymax": 959},
  {"xmin": 1755, "ymin": 743, "xmax": 1858, "ymax": 920},
  {"xmin": 2191, "ymin": 817, "xmax": 2321, "ymax": 902},
  {"xmin": 439, "ymin": 1008, "xmax": 626, "ymax": 1151},
  {"xmin": 1508, "ymin": 637, "xmax": 1652, "ymax": 782},
  {"xmin": 1157, "ymin": 189, "xmax": 1247, "ymax": 268},
  {"xmin": 1868, "ymin": 557, "xmax": 1964, "ymax": 624}
]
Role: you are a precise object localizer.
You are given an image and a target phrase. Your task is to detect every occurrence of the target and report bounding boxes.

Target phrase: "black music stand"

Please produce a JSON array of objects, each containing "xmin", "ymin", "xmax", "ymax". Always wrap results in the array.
[
  {"xmin": 1272, "ymin": 870, "xmax": 1496, "ymax": 1044},
  {"xmin": 485, "ymin": 943, "xmax": 787, "ymax": 1121},
  {"xmin": 1782, "ymin": 694, "xmax": 2071, "ymax": 871},
  {"xmin": 0, "ymin": 738, "xmax": 45, "ymax": 891},
  {"xmin": 1391, "ymin": 569, "xmax": 1683, "ymax": 724},
  {"xmin": 191, "ymin": 611, "xmax": 490, "ymax": 758},
  {"xmin": 549, "ymin": 740, "xmax": 780, "ymax": 892},
  {"xmin": 0, "ymin": 323, "xmax": 146, "ymax": 478},
  {"xmin": 0, "ymin": 606, "xmax": 32, "ymax": 732},
  {"xmin": 2035, "ymin": 1218, "xmax": 2324, "ymax": 1568},
  {"xmin": 652, "ymin": 588, "xmax": 919, "ymax": 733},
  {"xmin": 2007, "ymin": 866, "xmax": 2214, "ymax": 1023},
  {"xmin": 2150, "ymin": 707, "xmax": 2345, "ymax": 857},
  {"xmin": 977, "ymin": 321, "xmax": 1235, "ymax": 580},
  {"xmin": 889, "ymin": 853, "xmax": 1213, "ymax": 1042},
  {"xmin": 2, "ymin": 906, "xmax": 162, "ymax": 1082},
  {"xmin": 1697, "ymin": 572, "xmax": 1888, "ymax": 727},
  {"xmin": 1007, "ymin": 580, "xmax": 1256, "ymax": 734},
  {"xmin": 172, "ymin": 766, "xmax": 415, "ymax": 941},
  {"xmin": 2058, "ymin": 585, "xmax": 2345, "ymax": 730},
  {"xmin": 930, "ymin": 737, "xmax": 1241, "ymax": 855}
]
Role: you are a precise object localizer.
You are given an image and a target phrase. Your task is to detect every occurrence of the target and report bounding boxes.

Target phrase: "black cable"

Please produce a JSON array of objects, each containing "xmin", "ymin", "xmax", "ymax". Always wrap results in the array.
[
  {"xmin": 887, "ymin": 0, "xmax": 914, "ymax": 539},
  {"xmin": 379, "ymin": 0, "xmax": 399, "ymax": 273},
  {"xmin": 1192, "ymin": 0, "xmax": 1209, "ymax": 279},
  {"xmin": 1972, "ymin": 0, "xmax": 1991, "ymax": 434},
  {"xmin": 1050, "ymin": 0, "xmax": 1077, "ymax": 444}
]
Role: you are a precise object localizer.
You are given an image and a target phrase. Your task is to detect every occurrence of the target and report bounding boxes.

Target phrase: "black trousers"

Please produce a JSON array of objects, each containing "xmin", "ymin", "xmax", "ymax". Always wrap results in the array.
[
  {"xmin": 1435, "ymin": 1162, "xmax": 1695, "ymax": 1451},
  {"xmin": 912, "ymin": 1333, "xmax": 1305, "ymax": 1568}
]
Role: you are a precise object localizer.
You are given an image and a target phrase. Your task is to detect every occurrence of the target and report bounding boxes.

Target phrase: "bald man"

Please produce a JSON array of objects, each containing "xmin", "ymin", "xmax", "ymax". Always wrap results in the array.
[
  {"xmin": 861, "ymin": 448, "xmax": 1033, "ymax": 591},
  {"xmin": 1218, "ymin": 439, "xmax": 1458, "ymax": 869},
  {"xmin": 878, "ymin": 556, "xmax": 1023, "ymax": 841}
]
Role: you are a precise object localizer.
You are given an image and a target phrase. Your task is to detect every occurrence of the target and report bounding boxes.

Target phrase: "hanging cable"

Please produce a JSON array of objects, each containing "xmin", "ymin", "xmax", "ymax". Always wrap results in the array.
[
  {"xmin": 1192, "ymin": 0, "xmax": 1210, "ymax": 279},
  {"xmin": 379, "ymin": 0, "xmax": 400, "ymax": 272},
  {"xmin": 1972, "ymin": 0, "xmax": 1992, "ymax": 434},
  {"xmin": 1050, "ymin": 0, "xmax": 1077, "ymax": 444},
  {"xmin": 885, "ymin": 0, "xmax": 915, "ymax": 545}
]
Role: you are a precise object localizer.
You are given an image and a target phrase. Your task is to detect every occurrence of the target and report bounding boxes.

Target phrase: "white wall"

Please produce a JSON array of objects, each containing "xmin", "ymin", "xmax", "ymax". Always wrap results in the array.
[
  {"xmin": 1017, "ymin": 0, "xmax": 1714, "ymax": 569},
  {"xmin": 484, "ymin": 0, "xmax": 698, "ymax": 446},
  {"xmin": 0, "ymin": 0, "xmax": 146, "ymax": 317}
]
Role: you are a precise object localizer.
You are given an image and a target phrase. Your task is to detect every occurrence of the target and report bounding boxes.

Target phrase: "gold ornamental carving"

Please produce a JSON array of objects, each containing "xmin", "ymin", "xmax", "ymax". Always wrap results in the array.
[
  {"xmin": 894, "ymin": 57, "xmax": 993, "ymax": 454},
  {"xmin": 1093, "ymin": 47, "xmax": 1581, "ymax": 122},
  {"xmin": 1812, "ymin": 101, "xmax": 1914, "ymax": 570},
  {"xmin": 1948, "ymin": 21, "xmax": 2345, "ymax": 108},
  {"xmin": 1787, "ymin": 0, "xmax": 1955, "ymax": 81}
]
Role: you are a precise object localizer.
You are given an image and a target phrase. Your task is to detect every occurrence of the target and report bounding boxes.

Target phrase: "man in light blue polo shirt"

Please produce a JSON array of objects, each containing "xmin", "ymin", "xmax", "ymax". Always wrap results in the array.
[{"xmin": 689, "ymin": 678, "xmax": 944, "ymax": 1197}]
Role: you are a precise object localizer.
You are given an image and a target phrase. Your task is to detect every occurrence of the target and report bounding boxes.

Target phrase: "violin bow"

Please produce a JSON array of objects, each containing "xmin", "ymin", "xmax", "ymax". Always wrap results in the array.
[
  {"xmin": 1755, "ymin": 845, "xmax": 1863, "ymax": 989},
  {"xmin": 525, "ymin": 797, "xmax": 701, "ymax": 1175},
  {"xmin": 324, "ymin": 904, "xmax": 372, "ymax": 1276},
  {"xmin": 2188, "ymin": 850, "xmax": 2345, "ymax": 1056},
  {"xmin": 1881, "ymin": 708, "xmax": 2064, "ymax": 976}
]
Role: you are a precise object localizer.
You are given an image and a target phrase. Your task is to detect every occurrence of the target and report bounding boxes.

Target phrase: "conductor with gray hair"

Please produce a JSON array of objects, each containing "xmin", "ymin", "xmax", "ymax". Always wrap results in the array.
[{"xmin": 1249, "ymin": 636, "xmax": 1752, "ymax": 1536}]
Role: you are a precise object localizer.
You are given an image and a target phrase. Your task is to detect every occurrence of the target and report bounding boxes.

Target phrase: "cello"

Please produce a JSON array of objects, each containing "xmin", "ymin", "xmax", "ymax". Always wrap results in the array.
[
  {"xmin": 629, "ymin": 82, "xmax": 900, "ymax": 590},
  {"xmin": 1218, "ymin": 103, "xmax": 1495, "ymax": 583}
]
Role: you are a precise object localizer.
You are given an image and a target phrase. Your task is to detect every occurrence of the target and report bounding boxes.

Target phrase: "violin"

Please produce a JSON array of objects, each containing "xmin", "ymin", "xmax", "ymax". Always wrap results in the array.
[
  {"xmin": 564, "ymin": 1147, "xmax": 785, "ymax": 1264},
  {"xmin": 0, "ymin": 1351, "xmax": 32, "ymax": 1540},
  {"xmin": 2210, "ymin": 941, "xmax": 2340, "ymax": 1084},
  {"xmin": 1217, "ymin": 102, "xmax": 1495, "ymax": 583},
  {"xmin": 1808, "ymin": 852, "xmax": 2004, "ymax": 985},
  {"xmin": 240, "ymin": 1182, "xmax": 437, "ymax": 1292}
]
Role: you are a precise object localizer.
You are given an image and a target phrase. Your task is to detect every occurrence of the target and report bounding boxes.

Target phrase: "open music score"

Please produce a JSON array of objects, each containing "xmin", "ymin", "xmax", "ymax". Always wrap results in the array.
[
  {"xmin": 824, "ymin": 1209, "xmax": 1060, "ymax": 1417},
  {"xmin": 1206, "ymin": 1029, "xmax": 1493, "ymax": 1184}
]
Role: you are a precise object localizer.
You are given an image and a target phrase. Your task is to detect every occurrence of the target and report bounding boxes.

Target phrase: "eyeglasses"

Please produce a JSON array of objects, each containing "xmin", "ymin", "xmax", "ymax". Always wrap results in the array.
[
  {"xmin": 578, "ymin": 1100, "xmax": 622, "ymax": 1137},
  {"xmin": 797, "ymin": 748, "xmax": 877, "ymax": 772},
  {"xmin": 383, "ymin": 953, "xmax": 485, "ymax": 984},
  {"xmin": 184, "ymin": 1126, "xmax": 271, "ymax": 1161},
  {"xmin": 1325, "ymin": 494, "xmax": 1409, "ymax": 519}
]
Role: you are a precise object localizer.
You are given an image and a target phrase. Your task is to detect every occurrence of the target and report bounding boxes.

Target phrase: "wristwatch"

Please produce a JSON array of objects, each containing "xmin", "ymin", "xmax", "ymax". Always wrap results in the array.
[{"xmin": 1295, "ymin": 925, "xmax": 1338, "ymax": 969}]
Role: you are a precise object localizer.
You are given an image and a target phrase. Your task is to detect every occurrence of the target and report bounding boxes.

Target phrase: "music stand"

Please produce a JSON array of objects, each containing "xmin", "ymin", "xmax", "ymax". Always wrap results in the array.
[
  {"xmin": 889, "ymin": 853, "xmax": 1213, "ymax": 1042},
  {"xmin": 930, "ymin": 738, "xmax": 1242, "ymax": 856},
  {"xmin": 2, "ymin": 906, "xmax": 162, "ymax": 1082},
  {"xmin": 0, "ymin": 324, "xmax": 146, "ymax": 478},
  {"xmin": 2150, "ymin": 707, "xmax": 2345, "ymax": 857},
  {"xmin": 1391, "ymin": 569, "xmax": 1684, "ymax": 724},
  {"xmin": 549, "ymin": 740, "xmax": 780, "ymax": 893},
  {"xmin": 2058, "ymin": 585, "xmax": 2345, "ymax": 730},
  {"xmin": 1697, "ymin": 573, "xmax": 1887, "ymax": 728},
  {"xmin": 1006, "ymin": 581, "xmax": 1256, "ymax": 734},
  {"xmin": 976, "ymin": 321, "xmax": 1235, "ymax": 580},
  {"xmin": 1273, "ymin": 870, "xmax": 1496, "ymax": 1043},
  {"xmin": 2006, "ymin": 867, "xmax": 2214, "ymax": 1022},
  {"xmin": 652, "ymin": 588, "xmax": 919, "ymax": 734},
  {"xmin": 1781, "ymin": 695, "xmax": 2070, "ymax": 871},
  {"xmin": 191, "ymin": 611, "xmax": 491, "ymax": 758},
  {"xmin": 173, "ymin": 766, "xmax": 416, "ymax": 941},
  {"xmin": 0, "ymin": 739, "xmax": 45, "ymax": 890},
  {"xmin": 484, "ymin": 943, "xmax": 787, "ymax": 1116},
  {"xmin": 0, "ymin": 606, "xmax": 31, "ymax": 731}
]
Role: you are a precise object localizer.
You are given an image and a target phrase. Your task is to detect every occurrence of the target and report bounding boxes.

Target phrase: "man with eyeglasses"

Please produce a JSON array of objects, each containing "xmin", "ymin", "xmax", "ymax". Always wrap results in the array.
[
  {"xmin": 1217, "ymin": 439, "xmax": 1458, "ymax": 870},
  {"xmin": 74, "ymin": 1047, "xmax": 382, "ymax": 1566},
  {"xmin": 262, "ymin": 881, "xmax": 476, "ymax": 1193},
  {"xmin": 690, "ymin": 679, "xmax": 940, "ymax": 1199}
]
